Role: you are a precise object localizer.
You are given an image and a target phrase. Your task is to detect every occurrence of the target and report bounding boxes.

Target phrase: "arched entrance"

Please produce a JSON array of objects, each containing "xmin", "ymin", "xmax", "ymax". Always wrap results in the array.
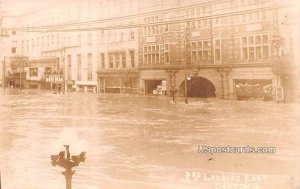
[{"xmin": 179, "ymin": 77, "xmax": 216, "ymax": 97}]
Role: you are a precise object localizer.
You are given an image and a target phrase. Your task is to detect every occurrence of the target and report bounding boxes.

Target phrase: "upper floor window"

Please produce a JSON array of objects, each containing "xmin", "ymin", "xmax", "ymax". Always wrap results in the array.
[{"xmin": 29, "ymin": 68, "xmax": 38, "ymax": 76}]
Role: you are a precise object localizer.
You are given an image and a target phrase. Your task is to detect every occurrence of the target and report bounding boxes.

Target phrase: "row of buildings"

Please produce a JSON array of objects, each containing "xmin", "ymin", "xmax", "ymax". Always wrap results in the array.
[{"xmin": 0, "ymin": 0, "xmax": 299, "ymax": 101}]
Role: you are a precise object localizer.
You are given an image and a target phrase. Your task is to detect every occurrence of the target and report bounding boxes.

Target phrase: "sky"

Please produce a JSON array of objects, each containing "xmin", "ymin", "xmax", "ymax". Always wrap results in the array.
[{"xmin": 2, "ymin": 0, "xmax": 66, "ymax": 15}]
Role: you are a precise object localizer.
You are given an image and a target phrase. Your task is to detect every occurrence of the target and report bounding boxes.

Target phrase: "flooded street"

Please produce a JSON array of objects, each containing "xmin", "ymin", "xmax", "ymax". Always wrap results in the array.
[{"xmin": 0, "ymin": 89, "xmax": 299, "ymax": 189}]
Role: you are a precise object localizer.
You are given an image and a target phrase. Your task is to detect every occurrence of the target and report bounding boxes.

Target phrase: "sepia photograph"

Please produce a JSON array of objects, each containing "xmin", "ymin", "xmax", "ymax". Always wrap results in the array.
[{"xmin": 0, "ymin": 0, "xmax": 299, "ymax": 188}]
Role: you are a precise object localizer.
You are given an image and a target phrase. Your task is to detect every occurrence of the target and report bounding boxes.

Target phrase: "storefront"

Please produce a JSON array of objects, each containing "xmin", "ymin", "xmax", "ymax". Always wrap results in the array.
[
  {"xmin": 97, "ymin": 70, "xmax": 139, "ymax": 94},
  {"xmin": 144, "ymin": 79, "xmax": 167, "ymax": 95}
]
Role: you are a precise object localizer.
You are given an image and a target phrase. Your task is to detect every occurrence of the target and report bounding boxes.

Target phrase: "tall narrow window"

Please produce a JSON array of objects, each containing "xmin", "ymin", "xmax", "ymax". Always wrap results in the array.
[
  {"xmin": 87, "ymin": 53, "xmax": 93, "ymax": 81},
  {"xmin": 249, "ymin": 47, "xmax": 255, "ymax": 60},
  {"xmin": 215, "ymin": 49, "xmax": 221, "ymax": 61},
  {"xmin": 242, "ymin": 47, "xmax": 248, "ymax": 60},
  {"xmin": 109, "ymin": 53, "xmax": 113, "ymax": 68},
  {"xmin": 165, "ymin": 53, "xmax": 169, "ymax": 63},
  {"xmin": 121, "ymin": 52, "xmax": 126, "ymax": 68},
  {"xmin": 115, "ymin": 53, "xmax": 120, "ymax": 68},
  {"xmin": 12, "ymin": 47, "xmax": 16, "ymax": 54},
  {"xmin": 100, "ymin": 53, "xmax": 105, "ymax": 69},
  {"xmin": 263, "ymin": 46, "xmax": 269, "ymax": 59},
  {"xmin": 256, "ymin": 46, "xmax": 262, "ymax": 59},
  {"xmin": 77, "ymin": 54, "xmax": 81, "ymax": 81},
  {"xmin": 67, "ymin": 55, "xmax": 72, "ymax": 80}
]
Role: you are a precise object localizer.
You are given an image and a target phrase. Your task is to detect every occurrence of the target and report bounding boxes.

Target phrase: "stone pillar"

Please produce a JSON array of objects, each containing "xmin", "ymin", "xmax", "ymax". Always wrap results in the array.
[{"xmin": 217, "ymin": 68, "xmax": 231, "ymax": 100}]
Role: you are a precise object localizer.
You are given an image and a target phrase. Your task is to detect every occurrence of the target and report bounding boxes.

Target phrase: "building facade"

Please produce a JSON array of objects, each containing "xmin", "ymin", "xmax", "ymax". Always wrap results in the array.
[
  {"xmin": 2, "ymin": 0, "xmax": 103, "ymax": 92},
  {"xmin": 138, "ymin": 0, "xmax": 299, "ymax": 101},
  {"xmin": 4, "ymin": 56, "xmax": 59, "ymax": 89},
  {"xmin": 96, "ymin": 0, "xmax": 139, "ymax": 94},
  {"xmin": 1, "ymin": 0, "xmax": 298, "ymax": 101}
]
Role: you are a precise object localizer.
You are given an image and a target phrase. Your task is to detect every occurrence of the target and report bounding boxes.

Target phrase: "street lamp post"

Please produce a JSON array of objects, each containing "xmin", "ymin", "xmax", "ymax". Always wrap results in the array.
[{"xmin": 50, "ymin": 129, "xmax": 87, "ymax": 189}]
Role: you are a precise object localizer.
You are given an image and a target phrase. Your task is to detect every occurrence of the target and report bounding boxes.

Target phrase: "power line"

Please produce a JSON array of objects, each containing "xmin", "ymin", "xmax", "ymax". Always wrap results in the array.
[
  {"xmin": 5, "ymin": 0, "xmax": 234, "ymax": 30},
  {"xmin": 11, "ymin": 3, "xmax": 291, "ymax": 33}
]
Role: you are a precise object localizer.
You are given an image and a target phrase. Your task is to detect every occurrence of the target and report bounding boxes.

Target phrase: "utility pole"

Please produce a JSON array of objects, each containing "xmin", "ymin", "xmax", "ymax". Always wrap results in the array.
[
  {"xmin": 0, "ymin": 0, "xmax": 3, "ymax": 90},
  {"xmin": 210, "ymin": 5, "xmax": 214, "ymax": 64},
  {"xmin": 0, "ymin": 0, "xmax": 8, "ymax": 90},
  {"xmin": 184, "ymin": 22, "xmax": 191, "ymax": 104}
]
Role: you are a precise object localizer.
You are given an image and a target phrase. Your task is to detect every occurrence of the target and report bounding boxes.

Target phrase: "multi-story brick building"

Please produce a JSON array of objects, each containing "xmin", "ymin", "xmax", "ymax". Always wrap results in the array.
[
  {"xmin": 96, "ymin": 0, "xmax": 139, "ymax": 93},
  {"xmin": 138, "ymin": 0, "xmax": 298, "ymax": 101},
  {"xmin": 1, "ymin": 0, "xmax": 298, "ymax": 101}
]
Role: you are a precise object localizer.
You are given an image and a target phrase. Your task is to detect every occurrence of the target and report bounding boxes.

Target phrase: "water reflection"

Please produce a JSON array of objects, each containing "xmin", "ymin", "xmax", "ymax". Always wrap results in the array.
[{"xmin": 0, "ymin": 90, "xmax": 299, "ymax": 189}]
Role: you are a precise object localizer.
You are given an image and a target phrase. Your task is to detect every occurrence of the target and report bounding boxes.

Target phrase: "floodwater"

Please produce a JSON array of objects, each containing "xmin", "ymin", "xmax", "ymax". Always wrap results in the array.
[{"xmin": 0, "ymin": 89, "xmax": 299, "ymax": 189}]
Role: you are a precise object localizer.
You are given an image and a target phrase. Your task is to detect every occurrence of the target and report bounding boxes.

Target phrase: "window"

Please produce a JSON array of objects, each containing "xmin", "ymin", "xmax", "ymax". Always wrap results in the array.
[
  {"xmin": 47, "ymin": 36, "xmax": 49, "ymax": 46},
  {"xmin": 115, "ymin": 53, "xmax": 120, "ymax": 68},
  {"xmin": 45, "ymin": 67, "xmax": 52, "ymax": 75},
  {"xmin": 201, "ymin": 19, "xmax": 207, "ymax": 27},
  {"xmin": 121, "ymin": 52, "xmax": 126, "ymax": 68},
  {"xmin": 109, "ymin": 53, "xmax": 113, "ymax": 68},
  {"xmin": 242, "ymin": 37, "xmax": 247, "ymax": 46},
  {"xmin": 249, "ymin": 47, "xmax": 255, "ymax": 60},
  {"xmin": 51, "ymin": 35, "xmax": 54, "ymax": 45},
  {"xmin": 263, "ymin": 35, "xmax": 268, "ymax": 43},
  {"xmin": 256, "ymin": 46, "xmax": 262, "ymax": 59},
  {"xmin": 165, "ymin": 24, "xmax": 169, "ymax": 32},
  {"xmin": 255, "ymin": 36, "xmax": 261, "ymax": 44},
  {"xmin": 165, "ymin": 52, "xmax": 169, "ymax": 63},
  {"xmin": 143, "ymin": 45, "xmax": 161, "ymax": 65},
  {"xmin": 56, "ymin": 34, "xmax": 60, "ymax": 44},
  {"xmin": 12, "ymin": 47, "xmax": 16, "ymax": 54},
  {"xmin": 197, "ymin": 42, "xmax": 202, "ymax": 49},
  {"xmin": 263, "ymin": 46, "xmax": 269, "ymax": 59},
  {"xmin": 77, "ymin": 54, "xmax": 81, "ymax": 81},
  {"xmin": 261, "ymin": 11, "xmax": 267, "ymax": 20},
  {"xmin": 130, "ymin": 31, "xmax": 135, "ymax": 40},
  {"xmin": 30, "ymin": 68, "xmax": 38, "ymax": 76},
  {"xmin": 241, "ymin": 35, "xmax": 270, "ymax": 61},
  {"xmin": 165, "ymin": 44, "xmax": 169, "ymax": 51},
  {"xmin": 151, "ymin": 54, "xmax": 155, "ymax": 64},
  {"xmin": 242, "ymin": 47, "xmax": 248, "ymax": 60},
  {"xmin": 191, "ymin": 42, "xmax": 196, "ymax": 50},
  {"xmin": 198, "ymin": 51, "xmax": 202, "ymax": 61},
  {"xmin": 215, "ymin": 49, "xmax": 221, "ymax": 61},
  {"xmin": 100, "ymin": 53, "xmax": 105, "ymax": 69},
  {"xmin": 203, "ymin": 50, "xmax": 208, "ymax": 60},
  {"xmin": 144, "ymin": 54, "xmax": 147, "ymax": 64},
  {"xmin": 41, "ymin": 37, "xmax": 44, "ymax": 47},
  {"xmin": 191, "ymin": 51, "xmax": 196, "ymax": 62},
  {"xmin": 12, "ymin": 30, "xmax": 16, "ymax": 35},
  {"xmin": 67, "ymin": 55, "xmax": 72, "ymax": 80},
  {"xmin": 130, "ymin": 51, "xmax": 135, "ymax": 68},
  {"xmin": 249, "ymin": 36, "xmax": 254, "ymax": 45},
  {"xmin": 203, "ymin": 41, "xmax": 208, "ymax": 48},
  {"xmin": 87, "ymin": 53, "xmax": 92, "ymax": 81},
  {"xmin": 21, "ymin": 41, "xmax": 24, "ymax": 53}
]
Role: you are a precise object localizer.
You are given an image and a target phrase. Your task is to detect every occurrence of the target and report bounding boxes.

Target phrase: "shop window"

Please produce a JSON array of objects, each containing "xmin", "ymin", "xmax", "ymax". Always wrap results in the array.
[
  {"xmin": 45, "ymin": 67, "xmax": 52, "ymax": 75},
  {"xmin": 30, "ymin": 68, "xmax": 38, "ymax": 76}
]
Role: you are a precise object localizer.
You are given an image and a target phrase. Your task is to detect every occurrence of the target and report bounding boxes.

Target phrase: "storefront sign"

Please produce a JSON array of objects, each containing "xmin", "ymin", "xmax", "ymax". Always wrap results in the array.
[{"xmin": 46, "ymin": 75, "xmax": 63, "ymax": 83}]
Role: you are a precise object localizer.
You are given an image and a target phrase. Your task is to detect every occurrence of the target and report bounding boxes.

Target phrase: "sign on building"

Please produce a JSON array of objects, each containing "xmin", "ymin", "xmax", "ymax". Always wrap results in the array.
[{"xmin": 46, "ymin": 75, "xmax": 63, "ymax": 83}]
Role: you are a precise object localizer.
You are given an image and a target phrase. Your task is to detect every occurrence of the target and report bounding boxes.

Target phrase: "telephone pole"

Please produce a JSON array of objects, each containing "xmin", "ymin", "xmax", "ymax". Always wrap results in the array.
[
  {"xmin": 0, "ymin": 0, "xmax": 8, "ymax": 90},
  {"xmin": 184, "ymin": 22, "xmax": 191, "ymax": 104}
]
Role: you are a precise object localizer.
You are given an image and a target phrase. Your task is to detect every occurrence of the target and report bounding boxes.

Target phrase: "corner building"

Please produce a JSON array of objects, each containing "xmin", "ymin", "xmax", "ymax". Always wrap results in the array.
[{"xmin": 138, "ymin": 0, "xmax": 298, "ymax": 101}]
